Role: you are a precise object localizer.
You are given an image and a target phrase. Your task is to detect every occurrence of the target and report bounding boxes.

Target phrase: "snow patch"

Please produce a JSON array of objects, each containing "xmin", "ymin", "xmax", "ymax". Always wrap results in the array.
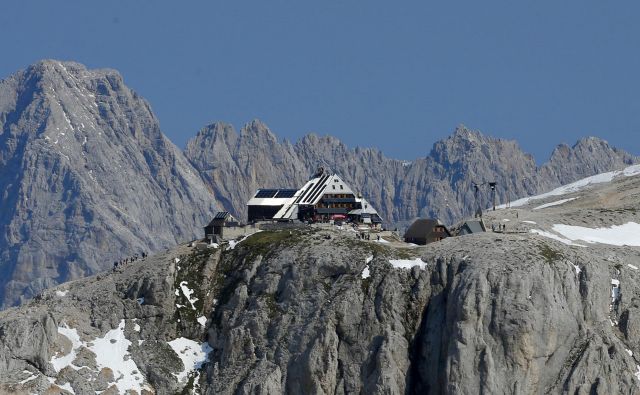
[
  {"xmin": 167, "ymin": 338, "xmax": 212, "ymax": 383},
  {"xmin": 522, "ymin": 220, "xmax": 537, "ymax": 224},
  {"xmin": 389, "ymin": 258, "xmax": 428, "ymax": 270},
  {"xmin": 501, "ymin": 164, "xmax": 640, "ymax": 208},
  {"xmin": 629, "ymin": 264, "xmax": 638, "ymax": 270},
  {"xmin": 228, "ymin": 234, "xmax": 252, "ymax": 250},
  {"xmin": 533, "ymin": 197, "xmax": 578, "ymax": 210},
  {"xmin": 552, "ymin": 222, "xmax": 640, "ymax": 247},
  {"xmin": 530, "ymin": 229, "xmax": 586, "ymax": 247},
  {"xmin": 51, "ymin": 326, "xmax": 82, "ymax": 372},
  {"xmin": 362, "ymin": 266, "xmax": 370, "ymax": 279},
  {"xmin": 88, "ymin": 320, "xmax": 150, "ymax": 394},
  {"xmin": 51, "ymin": 321, "xmax": 151, "ymax": 393},
  {"xmin": 197, "ymin": 316, "xmax": 207, "ymax": 327},
  {"xmin": 19, "ymin": 371, "xmax": 38, "ymax": 385},
  {"xmin": 179, "ymin": 281, "xmax": 198, "ymax": 310},
  {"xmin": 55, "ymin": 290, "xmax": 68, "ymax": 297}
]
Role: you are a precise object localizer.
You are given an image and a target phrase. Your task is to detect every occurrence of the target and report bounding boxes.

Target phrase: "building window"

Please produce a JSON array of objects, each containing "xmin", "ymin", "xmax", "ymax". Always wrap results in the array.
[
  {"xmin": 340, "ymin": 185, "xmax": 344, "ymax": 190},
  {"xmin": 332, "ymin": 185, "xmax": 336, "ymax": 190}
]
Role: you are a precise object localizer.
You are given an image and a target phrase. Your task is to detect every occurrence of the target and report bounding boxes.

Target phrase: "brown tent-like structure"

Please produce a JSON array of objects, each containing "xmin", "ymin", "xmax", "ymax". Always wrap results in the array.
[{"xmin": 404, "ymin": 218, "xmax": 451, "ymax": 245}]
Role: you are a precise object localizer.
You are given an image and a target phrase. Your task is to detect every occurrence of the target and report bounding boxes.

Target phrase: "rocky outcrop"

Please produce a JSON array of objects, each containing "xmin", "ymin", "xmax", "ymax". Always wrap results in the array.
[
  {"xmin": 0, "ymin": 242, "xmax": 220, "ymax": 394},
  {"xmin": 3, "ymin": 164, "xmax": 640, "ymax": 393},
  {"xmin": 2, "ymin": 220, "xmax": 640, "ymax": 394},
  {"xmin": 0, "ymin": 60, "xmax": 216, "ymax": 308},
  {"xmin": 540, "ymin": 136, "xmax": 636, "ymax": 185},
  {"xmin": 185, "ymin": 123, "xmax": 637, "ymax": 228},
  {"xmin": 206, "ymin": 230, "xmax": 639, "ymax": 394}
]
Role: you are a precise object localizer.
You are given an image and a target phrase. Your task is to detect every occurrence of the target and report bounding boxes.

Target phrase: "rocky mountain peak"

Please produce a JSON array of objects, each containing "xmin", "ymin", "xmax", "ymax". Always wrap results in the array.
[
  {"xmin": 0, "ymin": 60, "xmax": 216, "ymax": 308},
  {"xmin": 452, "ymin": 123, "xmax": 479, "ymax": 139},
  {"xmin": 542, "ymin": 136, "xmax": 637, "ymax": 185},
  {"xmin": 240, "ymin": 119, "xmax": 277, "ymax": 142}
]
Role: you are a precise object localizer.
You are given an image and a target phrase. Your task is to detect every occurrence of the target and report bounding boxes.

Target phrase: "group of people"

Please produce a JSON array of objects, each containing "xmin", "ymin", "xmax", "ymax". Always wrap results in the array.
[
  {"xmin": 356, "ymin": 232, "xmax": 381, "ymax": 241},
  {"xmin": 113, "ymin": 252, "xmax": 148, "ymax": 271},
  {"xmin": 491, "ymin": 223, "xmax": 508, "ymax": 232}
]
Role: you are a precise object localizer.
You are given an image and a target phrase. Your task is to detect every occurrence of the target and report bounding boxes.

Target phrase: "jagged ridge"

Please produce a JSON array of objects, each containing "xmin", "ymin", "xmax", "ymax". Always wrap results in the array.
[
  {"xmin": 185, "ymin": 122, "xmax": 637, "ymax": 227},
  {"xmin": 0, "ymin": 60, "xmax": 216, "ymax": 308}
]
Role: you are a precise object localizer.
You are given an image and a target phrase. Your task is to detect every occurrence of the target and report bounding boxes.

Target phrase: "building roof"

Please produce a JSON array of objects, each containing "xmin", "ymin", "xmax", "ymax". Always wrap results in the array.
[
  {"xmin": 248, "ymin": 171, "xmax": 382, "ymax": 222},
  {"xmin": 271, "ymin": 173, "xmax": 361, "ymax": 220},
  {"xmin": 462, "ymin": 219, "xmax": 486, "ymax": 233},
  {"xmin": 404, "ymin": 218, "xmax": 450, "ymax": 239},
  {"xmin": 247, "ymin": 189, "xmax": 300, "ymax": 207},
  {"xmin": 349, "ymin": 197, "xmax": 379, "ymax": 215},
  {"xmin": 214, "ymin": 211, "xmax": 230, "ymax": 219},
  {"xmin": 206, "ymin": 211, "xmax": 237, "ymax": 227},
  {"xmin": 295, "ymin": 174, "xmax": 354, "ymax": 206}
]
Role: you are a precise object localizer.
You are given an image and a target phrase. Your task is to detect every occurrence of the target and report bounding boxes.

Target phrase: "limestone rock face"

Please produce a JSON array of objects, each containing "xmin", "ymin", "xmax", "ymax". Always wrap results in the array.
[
  {"xmin": 0, "ymin": 60, "xmax": 216, "ymax": 308},
  {"xmin": 540, "ymin": 136, "xmax": 636, "ymax": 185},
  {"xmin": 203, "ymin": 230, "xmax": 639, "ymax": 395},
  {"xmin": 1, "ymin": 225, "xmax": 638, "ymax": 393},
  {"xmin": 3, "ymin": 166, "xmax": 640, "ymax": 393},
  {"xmin": 184, "ymin": 120, "xmax": 308, "ymax": 222},
  {"xmin": 185, "ymin": 123, "xmax": 637, "ymax": 228}
]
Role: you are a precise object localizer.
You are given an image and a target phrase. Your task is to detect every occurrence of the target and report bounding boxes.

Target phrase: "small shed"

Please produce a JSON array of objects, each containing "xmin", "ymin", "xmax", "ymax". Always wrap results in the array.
[
  {"xmin": 404, "ymin": 218, "xmax": 451, "ymax": 245},
  {"xmin": 458, "ymin": 219, "xmax": 486, "ymax": 236},
  {"xmin": 204, "ymin": 212, "xmax": 238, "ymax": 241}
]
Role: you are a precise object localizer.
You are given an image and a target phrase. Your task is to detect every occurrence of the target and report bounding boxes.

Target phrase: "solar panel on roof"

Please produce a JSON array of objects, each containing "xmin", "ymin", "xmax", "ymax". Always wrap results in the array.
[
  {"xmin": 274, "ymin": 189, "xmax": 297, "ymax": 198},
  {"xmin": 254, "ymin": 189, "xmax": 279, "ymax": 198}
]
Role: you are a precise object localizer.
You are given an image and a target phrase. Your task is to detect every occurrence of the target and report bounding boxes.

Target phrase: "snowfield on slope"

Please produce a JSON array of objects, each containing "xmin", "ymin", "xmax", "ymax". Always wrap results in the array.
[
  {"xmin": 552, "ymin": 222, "xmax": 640, "ymax": 246},
  {"xmin": 533, "ymin": 197, "xmax": 579, "ymax": 210},
  {"xmin": 389, "ymin": 258, "xmax": 428, "ymax": 270},
  {"xmin": 167, "ymin": 337, "xmax": 212, "ymax": 383},
  {"xmin": 50, "ymin": 320, "xmax": 152, "ymax": 394},
  {"xmin": 499, "ymin": 163, "xmax": 640, "ymax": 209},
  {"xmin": 530, "ymin": 229, "xmax": 586, "ymax": 247}
]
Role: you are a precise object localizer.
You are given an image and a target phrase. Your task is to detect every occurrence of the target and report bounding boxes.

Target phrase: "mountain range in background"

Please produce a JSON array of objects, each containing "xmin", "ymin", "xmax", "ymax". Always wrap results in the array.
[
  {"xmin": 185, "ymin": 120, "xmax": 637, "ymax": 227},
  {"xmin": 0, "ymin": 59, "xmax": 637, "ymax": 308}
]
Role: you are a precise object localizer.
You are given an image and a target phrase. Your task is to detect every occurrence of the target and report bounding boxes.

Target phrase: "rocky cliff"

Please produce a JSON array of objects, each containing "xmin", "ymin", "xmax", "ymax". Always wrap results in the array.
[
  {"xmin": 185, "ymin": 122, "xmax": 637, "ymax": 227},
  {"xmin": 0, "ymin": 60, "xmax": 216, "ymax": 308},
  {"xmin": 2, "ymin": 166, "xmax": 640, "ymax": 394}
]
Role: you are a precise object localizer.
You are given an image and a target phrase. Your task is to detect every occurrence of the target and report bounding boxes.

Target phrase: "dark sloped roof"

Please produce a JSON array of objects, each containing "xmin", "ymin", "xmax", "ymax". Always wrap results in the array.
[
  {"xmin": 214, "ymin": 211, "xmax": 230, "ymax": 220},
  {"xmin": 253, "ymin": 189, "xmax": 298, "ymax": 199},
  {"xmin": 462, "ymin": 220, "xmax": 485, "ymax": 233},
  {"xmin": 206, "ymin": 211, "xmax": 236, "ymax": 227},
  {"xmin": 404, "ymin": 218, "xmax": 450, "ymax": 239}
]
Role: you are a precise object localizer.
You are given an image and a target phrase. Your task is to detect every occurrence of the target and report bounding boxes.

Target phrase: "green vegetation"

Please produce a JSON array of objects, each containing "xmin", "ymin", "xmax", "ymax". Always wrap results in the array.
[
  {"xmin": 538, "ymin": 243, "xmax": 564, "ymax": 264},
  {"xmin": 179, "ymin": 371, "xmax": 200, "ymax": 395},
  {"xmin": 172, "ymin": 247, "xmax": 217, "ymax": 328},
  {"xmin": 264, "ymin": 293, "xmax": 281, "ymax": 318},
  {"xmin": 361, "ymin": 276, "xmax": 372, "ymax": 293},
  {"xmin": 238, "ymin": 230, "xmax": 309, "ymax": 260}
]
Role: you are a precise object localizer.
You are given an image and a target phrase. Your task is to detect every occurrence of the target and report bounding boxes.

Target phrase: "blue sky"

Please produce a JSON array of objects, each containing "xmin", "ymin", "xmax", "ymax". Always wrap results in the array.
[{"xmin": 1, "ymin": 1, "xmax": 639, "ymax": 161}]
